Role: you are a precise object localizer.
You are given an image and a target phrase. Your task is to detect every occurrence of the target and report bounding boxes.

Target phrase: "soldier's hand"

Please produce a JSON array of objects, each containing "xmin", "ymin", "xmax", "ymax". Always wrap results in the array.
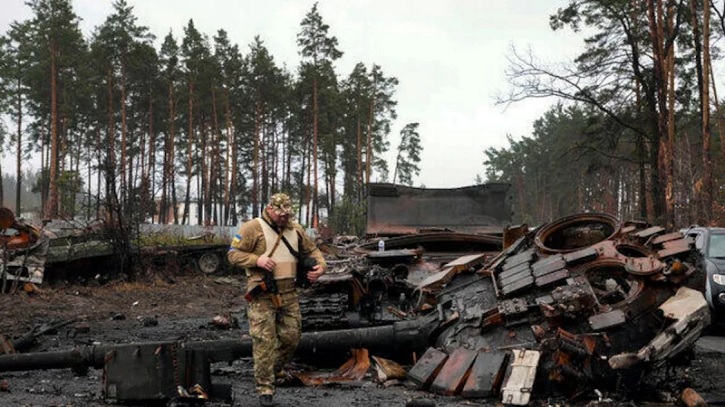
[
  {"xmin": 307, "ymin": 264, "xmax": 325, "ymax": 283},
  {"xmin": 256, "ymin": 255, "xmax": 276, "ymax": 272}
]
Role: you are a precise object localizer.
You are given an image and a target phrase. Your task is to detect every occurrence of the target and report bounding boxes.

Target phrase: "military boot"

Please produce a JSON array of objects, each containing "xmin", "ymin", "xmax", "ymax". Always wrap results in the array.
[{"xmin": 259, "ymin": 394, "xmax": 274, "ymax": 407}]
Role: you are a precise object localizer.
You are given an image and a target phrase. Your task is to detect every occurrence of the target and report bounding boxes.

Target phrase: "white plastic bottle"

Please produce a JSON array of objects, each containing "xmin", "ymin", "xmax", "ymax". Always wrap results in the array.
[{"xmin": 378, "ymin": 239, "xmax": 385, "ymax": 252}]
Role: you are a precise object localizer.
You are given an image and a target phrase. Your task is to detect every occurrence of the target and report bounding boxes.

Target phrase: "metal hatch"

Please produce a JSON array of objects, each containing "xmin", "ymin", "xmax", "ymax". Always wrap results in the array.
[{"xmin": 365, "ymin": 183, "xmax": 513, "ymax": 236}]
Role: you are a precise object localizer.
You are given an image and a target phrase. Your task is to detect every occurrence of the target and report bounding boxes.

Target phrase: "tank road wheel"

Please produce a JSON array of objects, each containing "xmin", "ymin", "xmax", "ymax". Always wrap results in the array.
[{"xmin": 197, "ymin": 252, "xmax": 221, "ymax": 274}]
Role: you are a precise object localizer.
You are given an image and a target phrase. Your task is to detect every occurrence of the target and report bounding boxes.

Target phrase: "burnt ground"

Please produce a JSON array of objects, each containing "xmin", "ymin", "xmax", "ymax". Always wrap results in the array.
[{"xmin": 1, "ymin": 269, "xmax": 724, "ymax": 407}]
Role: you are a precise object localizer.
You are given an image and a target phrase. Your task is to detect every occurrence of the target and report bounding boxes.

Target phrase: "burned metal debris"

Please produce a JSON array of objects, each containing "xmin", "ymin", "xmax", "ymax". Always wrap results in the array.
[
  {"xmin": 408, "ymin": 212, "xmax": 709, "ymax": 404},
  {"xmin": 0, "ymin": 207, "xmax": 49, "ymax": 286},
  {"xmin": 0, "ymin": 203, "xmax": 712, "ymax": 405}
]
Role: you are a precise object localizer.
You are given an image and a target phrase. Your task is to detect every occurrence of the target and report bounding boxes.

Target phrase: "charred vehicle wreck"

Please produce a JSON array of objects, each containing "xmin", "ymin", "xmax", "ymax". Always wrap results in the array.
[
  {"xmin": 0, "ymin": 184, "xmax": 713, "ymax": 405},
  {"xmin": 297, "ymin": 182, "xmax": 511, "ymax": 330}
]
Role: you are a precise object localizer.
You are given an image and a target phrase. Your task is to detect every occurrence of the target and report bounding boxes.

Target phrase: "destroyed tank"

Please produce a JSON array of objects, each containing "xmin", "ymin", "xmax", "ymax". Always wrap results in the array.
[
  {"xmin": 300, "ymin": 210, "xmax": 709, "ymax": 403},
  {"xmin": 298, "ymin": 183, "xmax": 512, "ymax": 330},
  {"xmin": 0, "ymin": 207, "xmax": 710, "ymax": 405}
]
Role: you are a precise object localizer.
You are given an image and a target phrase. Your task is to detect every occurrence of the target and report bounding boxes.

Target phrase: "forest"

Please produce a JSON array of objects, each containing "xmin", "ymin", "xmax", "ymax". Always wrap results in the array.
[
  {"xmin": 1, "ymin": 0, "xmax": 725, "ymax": 234},
  {"xmin": 0, "ymin": 0, "xmax": 422, "ymax": 235},
  {"xmin": 488, "ymin": 0, "xmax": 725, "ymax": 228}
]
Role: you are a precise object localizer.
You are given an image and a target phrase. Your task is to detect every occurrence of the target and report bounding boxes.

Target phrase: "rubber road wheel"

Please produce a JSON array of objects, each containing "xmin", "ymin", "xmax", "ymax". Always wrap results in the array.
[{"xmin": 197, "ymin": 252, "xmax": 221, "ymax": 274}]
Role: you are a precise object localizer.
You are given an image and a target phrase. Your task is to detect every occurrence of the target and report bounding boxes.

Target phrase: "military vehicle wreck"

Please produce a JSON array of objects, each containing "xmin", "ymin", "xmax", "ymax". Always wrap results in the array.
[
  {"xmin": 302, "ymin": 208, "xmax": 711, "ymax": 405},
  {"xmin": 0, "ymin": 184, "xmax": 712, "ymax": 405},
  {"xmin": 406, "ymin": 212, "xmax": 709, "ymax": 404},
  {"xmin": 0, "ymin": 207, "xmax": 49, "ymax": 286},
  {"xmin": 0, "ymin": 206, "xmax": 233, "ymax": 288},
  {"xmin": 299, "ymin": 182, "xmax": 511, "ymax": 329}
]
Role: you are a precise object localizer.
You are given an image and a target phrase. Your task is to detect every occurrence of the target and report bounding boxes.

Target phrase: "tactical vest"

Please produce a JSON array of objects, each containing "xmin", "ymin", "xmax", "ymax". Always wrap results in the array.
[{"xmin": 256, "ymin": 218, "xmax": 298, "ymax": 281}]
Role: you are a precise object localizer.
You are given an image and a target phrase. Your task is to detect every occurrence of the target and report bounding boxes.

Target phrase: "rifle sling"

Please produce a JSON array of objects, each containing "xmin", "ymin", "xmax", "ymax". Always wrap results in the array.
[{"xmin": 262, "ymin": 217, "xmax": 303, "ymax": 260}]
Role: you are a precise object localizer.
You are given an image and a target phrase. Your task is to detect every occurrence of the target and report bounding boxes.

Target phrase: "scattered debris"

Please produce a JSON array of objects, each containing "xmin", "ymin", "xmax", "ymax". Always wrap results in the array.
[{"xmin": 0, "ymin": 199, "xmax": 716, "ymax": 405}]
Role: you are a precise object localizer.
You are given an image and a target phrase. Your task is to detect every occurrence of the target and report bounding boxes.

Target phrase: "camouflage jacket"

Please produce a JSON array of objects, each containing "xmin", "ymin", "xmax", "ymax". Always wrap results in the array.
[{"xmin": 227, "ymin": 211, "xmax": 326, "ymax": 272}]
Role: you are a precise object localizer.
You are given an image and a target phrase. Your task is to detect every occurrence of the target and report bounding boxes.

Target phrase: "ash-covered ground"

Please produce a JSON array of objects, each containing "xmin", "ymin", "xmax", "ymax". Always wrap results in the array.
[{"xmin": 1, "ymin": 272, "xmax": 724, "ymax": 407}]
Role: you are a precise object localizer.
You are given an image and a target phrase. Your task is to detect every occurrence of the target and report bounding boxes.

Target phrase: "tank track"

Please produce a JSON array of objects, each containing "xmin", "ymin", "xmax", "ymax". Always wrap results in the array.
[{"xmin": 299, "ymin": 293, "xmax": 349, "ymax": 330}]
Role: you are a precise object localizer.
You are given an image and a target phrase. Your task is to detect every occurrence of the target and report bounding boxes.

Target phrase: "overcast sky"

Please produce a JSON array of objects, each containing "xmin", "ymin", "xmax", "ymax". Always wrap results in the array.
[{"xmin": 0, "ymin": 0, "xmax": 584, "ymax": 188}]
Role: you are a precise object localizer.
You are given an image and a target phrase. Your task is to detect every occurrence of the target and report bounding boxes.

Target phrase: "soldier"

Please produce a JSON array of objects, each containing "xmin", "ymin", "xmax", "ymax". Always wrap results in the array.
[{"xmin": 228, "ymin": 193, "xmax": 326, "ymax": 407}]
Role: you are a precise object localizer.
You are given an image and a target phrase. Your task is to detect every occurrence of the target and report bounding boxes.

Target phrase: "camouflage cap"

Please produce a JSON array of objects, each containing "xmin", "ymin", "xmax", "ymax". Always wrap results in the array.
[{"xmin": 268, "ymin": 193, "xmax": 294, "ymax": 216}]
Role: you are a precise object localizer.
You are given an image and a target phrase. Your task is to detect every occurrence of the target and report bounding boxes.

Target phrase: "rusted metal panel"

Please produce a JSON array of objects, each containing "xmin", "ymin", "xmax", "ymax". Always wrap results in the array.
[
  {"xmin": 535, "ymin": 269, "xmax": 569, "ymax": 287},
  {"xmin": 430, "ymin": 347, "xmax": 478, "ymax": 396},
  {"xmin": 499, "ymin": 268, "xmax": 533, "ymax": 287},
  {"xmin": 651, "ymin": 232, "xmax": 684, "ymax": 245},
  {"xmin": 501, "ymin": 349, "xmax": 541, "ymax": 406},
  {"xmin": 498, "ymin": 298, "xmax": 530, "ymax": 326},
  {"xmin": 104, "ymin": 343, "xmax": 211, "ymax": 403},
  {"xmin": 562, "ymin": 247, "xmax": 598, "ymax": 265},
  {"xmin": 635, "ymin": 226, "xmax": 666, "ymax": 238},
  {"xmin": 417, "ymin": 267, "xmax": 455, "ymax": 291},
  {"xmin": 366, "ymin": 249, "xmax": 420, "ymax": 263},
  {"xmin": 443, "ymin": 253, "xmax": 489, "ymax": 271},
  {"xmin": 624, "ymin": 256, "xmax": 664, "ymax": 275},
  {"xmin": 531, "ymin": 257, "xmax": 566, "ymax": 278},
  {"xmin": 658, "ymin": 239, "xmax": 693, "ymax": 258},
  {"xmin": 501, "ymin": 275, "xmax": 535, "ymax": 296},
  {"xmin": 588, "ymin": 310, "xmax": 627, "ymax": 330},
  {"xmin": 462, "ymin": 351, "xmax": 507, "ymax": 398},
  {"xmin": 407, "ymin": 347, "xmax": 449, "ymax": 389},
  {"xmin": 365, "ymin": 183, "xmax": 512, "ymax": 236},
  {"xmin": 531, "ymin": 253, "xmax": 563, "ymax": 267},
  {"xmin": 486, "ymin": 236, "xmax": 527, "ymax": 273},
  {"xmin": 498, "ymin": 262, "xmax": 531, "ymax": 280},
  {"xmin": 502, "ymin": 248, "xmax": 536, "ymax": 270}
]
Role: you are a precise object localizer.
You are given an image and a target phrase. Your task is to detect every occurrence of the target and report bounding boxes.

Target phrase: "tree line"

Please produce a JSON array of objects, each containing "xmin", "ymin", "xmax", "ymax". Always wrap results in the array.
[
  {"xmin": 488, "ymin": 0, "xmax": 725, "ymax": 228},
  {"xmin": 0, "ymin": 0, "xmax": 422, "ymax": 235}
]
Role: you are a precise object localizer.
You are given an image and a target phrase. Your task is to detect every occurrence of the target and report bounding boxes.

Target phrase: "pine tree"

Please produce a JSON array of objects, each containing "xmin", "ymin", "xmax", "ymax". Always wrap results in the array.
[
  {"xmin": 297, "ymin": 2, "xmax": 343, "ymax": 227},
  {"xmin": 26, "ymin": 0, "xmax": 86, "ymax": 218},
  {"xmin": 392, "ymin": 122, "xmax": 422, "ymax": 186}
]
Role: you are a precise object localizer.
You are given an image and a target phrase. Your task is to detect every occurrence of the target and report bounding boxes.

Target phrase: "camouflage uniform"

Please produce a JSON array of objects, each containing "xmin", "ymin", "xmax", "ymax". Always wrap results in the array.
[{"xmin": 227, "ymin": 193, "xmax": 326, "ymax": 396}]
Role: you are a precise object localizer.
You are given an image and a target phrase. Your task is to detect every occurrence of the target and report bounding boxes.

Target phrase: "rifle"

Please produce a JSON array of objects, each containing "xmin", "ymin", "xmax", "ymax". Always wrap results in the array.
[
  {"xmin": 244, "ymin": 271, "xmax": 281, "ymax": 307},
  {"xmin": 243, "ymin": 231, "xmax": 283, "ymax": 307}
]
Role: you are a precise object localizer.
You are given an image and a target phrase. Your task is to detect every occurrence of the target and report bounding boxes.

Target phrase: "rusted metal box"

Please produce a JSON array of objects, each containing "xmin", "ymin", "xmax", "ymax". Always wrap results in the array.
[
  {"xmin": 430, "ymin": 348, "xmax": 478, "ymax": 396},
  {"xmin": 365, "ymin": 183, "xmax": 512, "ymax": 236},
  {"xmin": 103, "ymin": 342, "xmax": 211, "ymax": 403},
  {"xmin": 462, "ymin": 351, "xmax": 508, "ymax": 398},
  {"xmin": 407, "ymin": 347, "xmax": 448, "ymax": 389}
]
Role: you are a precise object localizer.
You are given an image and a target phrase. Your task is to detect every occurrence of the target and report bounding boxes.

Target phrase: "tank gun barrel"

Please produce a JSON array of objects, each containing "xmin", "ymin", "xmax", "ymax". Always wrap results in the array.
[{"xmin": 0, "ymin": 317, "xmax": 436, "ymax": 372}]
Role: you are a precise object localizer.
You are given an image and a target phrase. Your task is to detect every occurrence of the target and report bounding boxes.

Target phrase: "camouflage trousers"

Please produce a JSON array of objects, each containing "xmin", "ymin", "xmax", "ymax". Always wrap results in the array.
[{"xmin": 246, "ymin": 290, "xmax": 301, "ymax": 396}]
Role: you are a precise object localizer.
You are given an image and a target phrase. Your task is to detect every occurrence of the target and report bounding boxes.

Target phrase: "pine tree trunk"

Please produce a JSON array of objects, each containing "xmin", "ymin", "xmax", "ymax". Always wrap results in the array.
[
  {"xmin": 46, "ymin": 41, "xmax": 59, "ymax": 218},
  {"xmin": 170, "ymin": 86, "xmax": 177, "ymax": 224},
  {"xmin": 223, "ymin": 88, "xmax": 232, "ymax": 224},
  {"xmin": 210, "ymin": 86, "xmax": 220, "ymax": 225},
  {"xmin": 701, "ymin": 0, "xmax": 713, "ymax": 223},
  {"xmin": 366, "ymin": 96, "xmax": 375, "ymax": 185},
  {"xmin": 312, "ymin": 77, "xmax": 319, "ymax": 228},
  {"xmin": 253, "ymin": 101, "xmax": 260, "ymax": 218},
  {"xmin": 305, "ymin": 130, "xmax": 312, "ymax": 225},
  {"xmin": 646, "ymin": 0, "xmax": 670, "ymax": 226},
  {"xmin": 95, "ymin": 128, "xmax": 102, "ymax": 217},
  {"xmin": 261, "ymin": 120, "xmax": 268, "ymax": 208},
  {"xmin": 202, "ymin": 122, "xmax": 211, "ymax": 225},
  {"xmin": 147, "ymin": 97, "xmax": 156, "ymax": 223},
  {"xmin": 106, "ymin": 67, "xmax": 116, "ymax": 223},
  {"xmin": 183, "ymin": 82, "xmax": 194, "ymax": 225},
  {"xmin": 666, "ymin": 2, "xmax": 677, "ymax": 225},
  {"xmin": 356, "ymin": 115, "xmax": 362, "ymax": 202},
  {"xmin": 15, "ymin": 81, "xmax": 22, "ymax": 214},
  {"xmin": 121, "ymin": 60, "xmax": 128, "ymax": 207},
  {"xmin": 710, "ymin": 68, "xmax": 725, "ymax": 168}
]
